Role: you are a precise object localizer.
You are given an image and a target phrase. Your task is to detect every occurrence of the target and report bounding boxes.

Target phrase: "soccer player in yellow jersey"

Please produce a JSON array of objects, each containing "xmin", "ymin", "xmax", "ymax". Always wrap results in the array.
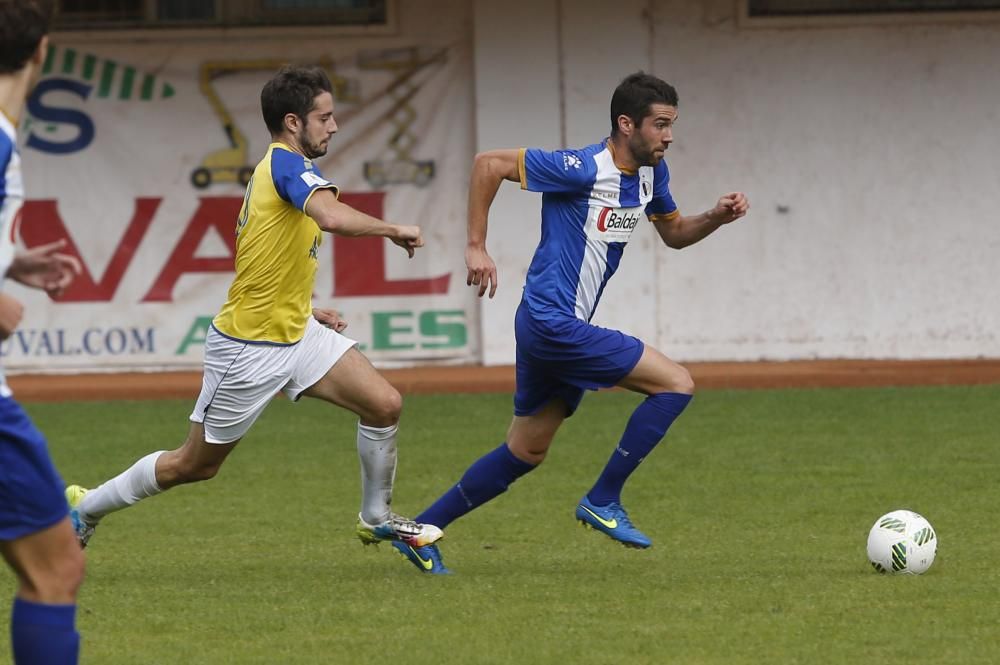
[{"xmin": 65, "ymin": 65, "xmax": 443, "ymax": 552}]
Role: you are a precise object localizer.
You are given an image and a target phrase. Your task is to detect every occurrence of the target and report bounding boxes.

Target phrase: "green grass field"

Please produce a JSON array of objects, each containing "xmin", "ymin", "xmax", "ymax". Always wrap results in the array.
[{"xmin": 4, "ymin": 385, "xmax": 999, "ymax": 664}]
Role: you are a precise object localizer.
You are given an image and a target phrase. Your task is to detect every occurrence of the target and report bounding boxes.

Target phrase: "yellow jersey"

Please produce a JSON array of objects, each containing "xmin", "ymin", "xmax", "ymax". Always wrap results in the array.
[{"xmin": 213, "ymin": 142, "xmax": 338, "ymax": 344}]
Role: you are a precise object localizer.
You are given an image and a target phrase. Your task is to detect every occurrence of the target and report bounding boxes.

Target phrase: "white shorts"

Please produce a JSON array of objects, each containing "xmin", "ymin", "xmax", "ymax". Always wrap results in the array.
[{"xmin": 190, "ymin": 317, "xmax": 358, "ymax": 444}]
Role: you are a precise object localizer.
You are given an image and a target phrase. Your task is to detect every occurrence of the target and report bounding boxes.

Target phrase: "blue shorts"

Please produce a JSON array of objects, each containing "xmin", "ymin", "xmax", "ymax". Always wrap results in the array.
[
  {"xmin": 0, "ymin": 396, "xmax": 68, "ymax": 542},
  {"xmin": 513, "ymin": 303, "xmax": 644, "ymax": 417}
]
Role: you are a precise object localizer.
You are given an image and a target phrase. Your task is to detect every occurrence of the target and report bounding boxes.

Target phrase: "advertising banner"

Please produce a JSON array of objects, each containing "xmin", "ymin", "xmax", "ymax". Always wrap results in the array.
[{"xmin": 5, "ymin": 33, "xmax": 476, "ymax": 372}]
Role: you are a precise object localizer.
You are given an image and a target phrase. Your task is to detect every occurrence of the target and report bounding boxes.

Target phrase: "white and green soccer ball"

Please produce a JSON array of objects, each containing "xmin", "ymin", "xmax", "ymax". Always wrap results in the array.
[{"xmin": 866, "ymin": 509, "xmax": 937, "ymax": 575}]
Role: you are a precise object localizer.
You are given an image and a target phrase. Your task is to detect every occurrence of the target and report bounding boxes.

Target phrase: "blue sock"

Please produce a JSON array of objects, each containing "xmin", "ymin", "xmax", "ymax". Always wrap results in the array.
[
  {"xmin": 417, "ymin": 443, "xmax": 536, "ymax": 529},
  {"xmin": 587, "ymin": 392, "xmax": 693, "ymax": 507},
  {"xmin": 10, "ymin": 598, "xmax": 80, "ymax": 665}
]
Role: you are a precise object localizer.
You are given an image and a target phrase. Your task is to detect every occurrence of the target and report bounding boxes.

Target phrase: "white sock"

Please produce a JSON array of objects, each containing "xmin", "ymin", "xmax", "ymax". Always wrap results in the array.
[
  {"xmin": 78, "ymin": 451, "xmax": 166, "ymax": 523},
  {"xmin": 357, "ymin": 423, "xmax": 397, "ymax": 525}
]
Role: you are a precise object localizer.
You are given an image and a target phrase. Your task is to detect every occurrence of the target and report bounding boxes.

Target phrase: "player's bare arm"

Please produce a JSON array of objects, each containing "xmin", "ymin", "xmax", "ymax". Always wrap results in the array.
[
  {"xmin": 650, "ymin": 191, "xmax": 750, "ymax": 249},
  {"xmin": 7, "ymin": 239, "xmax": 82, "ymax": 297},
  {"xmin": 312, "ymin": 307, "xmax": 348, "ymax": 332},
  {"xmin": 466, "ymin": 149, "xmax": 520, "ymax": 298},
  {"xmin": 305, "ymin": 188, "xmax": 424, "ymax": 258},
  {"xmin": 0, "ymin": 292, "xmax": 24, "ymax": 340}
]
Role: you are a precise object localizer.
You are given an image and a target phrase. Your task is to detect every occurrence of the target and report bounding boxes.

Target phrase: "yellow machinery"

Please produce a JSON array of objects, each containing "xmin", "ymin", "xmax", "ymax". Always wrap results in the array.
[{"xmin": 191, "ymin": 59, "xmax": 357, "ymax": 189}]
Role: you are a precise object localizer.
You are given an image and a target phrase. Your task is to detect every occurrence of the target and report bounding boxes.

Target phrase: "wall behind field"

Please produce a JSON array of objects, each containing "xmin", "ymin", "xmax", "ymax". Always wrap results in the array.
[
  {"xmin": 473, "ymin": 0, "xmax": 1000, "ymax": 364},
  {"xmin": 10, "ymin": 0, "xmax": 998, "ymax": 373}
]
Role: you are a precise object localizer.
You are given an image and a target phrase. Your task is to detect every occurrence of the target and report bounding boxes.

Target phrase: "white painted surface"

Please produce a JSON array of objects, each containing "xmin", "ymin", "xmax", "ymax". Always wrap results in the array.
[{"xmin": 472, "ymin": 0, "xmax": 1000, "ymax": 363}]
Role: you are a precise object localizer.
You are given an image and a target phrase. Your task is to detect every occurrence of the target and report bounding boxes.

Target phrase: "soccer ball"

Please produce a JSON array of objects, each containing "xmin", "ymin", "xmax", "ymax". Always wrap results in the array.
[{"xmin": 866, "ymin": 509, "xmax": 937, "ymax": 575}]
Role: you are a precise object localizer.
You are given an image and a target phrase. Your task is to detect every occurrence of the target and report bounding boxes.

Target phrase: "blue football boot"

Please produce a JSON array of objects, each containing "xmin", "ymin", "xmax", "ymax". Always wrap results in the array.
[
  {"xmin": 575, "ymin": 495, "xmax": 652, "ymax": 549},
  {"xmin": 392, "ymin": 541, "xmax": 451, "ymax": 575}
]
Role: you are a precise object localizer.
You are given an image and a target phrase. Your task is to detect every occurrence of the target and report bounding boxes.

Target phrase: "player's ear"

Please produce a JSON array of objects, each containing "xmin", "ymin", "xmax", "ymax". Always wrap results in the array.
[
  {"xmin": 283, "ymin": 112, "xmax": 300, "ymax": 134},
  {"xmin": 617, "ymin": 114, "xmax": 632, "ymax": 136}
]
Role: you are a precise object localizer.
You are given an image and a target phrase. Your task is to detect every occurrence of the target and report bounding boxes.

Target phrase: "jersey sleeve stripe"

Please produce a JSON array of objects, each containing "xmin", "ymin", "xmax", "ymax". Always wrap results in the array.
[
  {"xmin": 302, "ymin": 184, "xmax": 340, "ymax": 213},
  {"xmin": 648, "ymin": 210, "xmax": 681, "ymax": 222},
  {"xmin": 518, "ymin": 148, "xmax": 528, "ymax": 190}
]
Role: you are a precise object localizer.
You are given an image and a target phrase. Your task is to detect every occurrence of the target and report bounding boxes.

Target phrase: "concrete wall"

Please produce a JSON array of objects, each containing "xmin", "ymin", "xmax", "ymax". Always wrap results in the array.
[{"xmin": 472, "ymin": 0, "xmax": 1000, "ymax": 364}]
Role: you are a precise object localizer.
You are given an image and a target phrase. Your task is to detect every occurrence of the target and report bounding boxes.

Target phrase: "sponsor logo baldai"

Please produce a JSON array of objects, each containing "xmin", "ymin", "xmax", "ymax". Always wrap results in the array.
[{"xmin": 596, "ymin": 207, "xmax": 641, "ymax": 233}]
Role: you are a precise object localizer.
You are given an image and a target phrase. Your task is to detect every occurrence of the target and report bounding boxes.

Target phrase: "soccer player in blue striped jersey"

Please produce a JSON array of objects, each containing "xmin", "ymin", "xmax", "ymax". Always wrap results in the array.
[
  {"xmin": 394, "ymin": 72, "xmax": 749, "ymax": 573},
  {"xmin": 66, "ymin": 65, "xmax": 443, "ymax": 558},
  {"xmin": 2, "ymin": 2, "xmax": 87, "ymax": 662}
]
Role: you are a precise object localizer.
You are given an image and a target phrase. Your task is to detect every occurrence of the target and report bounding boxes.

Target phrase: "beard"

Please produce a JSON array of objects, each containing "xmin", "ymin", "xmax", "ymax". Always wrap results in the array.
[
  {"xmin": 298, "ymin": 128, "xmax": 328, "ymax": 159},
  {"xmin": 628, "ymin": 134, "xmax": 662, "ymax": 167}
]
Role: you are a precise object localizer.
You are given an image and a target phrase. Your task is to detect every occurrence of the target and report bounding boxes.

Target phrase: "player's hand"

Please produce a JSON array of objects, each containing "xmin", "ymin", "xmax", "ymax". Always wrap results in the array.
[
  {"xmin": 709, "ymin": 192, "xmax": 750, "ymax": 225},
  {"xmin": 313, "ymin": 307, "xmax": 348, "ymax": 332},
  {"xmin": 0, "ymin": 292, "xmax": 24, "ymax": 340},
  {"xmin": 9, "ymin": 239, "xmax": 83, "ymax": 298},
  {"xmin": 466, "ymin": 244, "xmax": 497, "ymax": 298},
  {"xmin": 391, "ymin": 225, "xmax": 424, "ymax": 258}
]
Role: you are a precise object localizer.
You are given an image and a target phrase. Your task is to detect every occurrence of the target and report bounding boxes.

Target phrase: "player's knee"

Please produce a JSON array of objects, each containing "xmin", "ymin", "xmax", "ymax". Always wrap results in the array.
[
  {"xmin": 507, "ymin": 441, "xmax": 548, "ymax": 466},
  {"xmin": 519, "ymin": 449, "xmax": 548, "ymax": 465},
  {"xmin": 25, "ymin": 547, "xmax": 85, "ymax": 603},
  {"xmin": 170, "ymin": 457, "xmax": 224, "ymax": 484},
  {"xmin": 60, "ymin": 546, "xmax": 86, "ymax": 598},
  {"xmin": 669, "ymin": 365, "xmax": 695, "ymax": 395},
  {"xmin": 652, "ymin": 363, "xmax": 694, "ymax": 395},
  {"xmin": 385, "ymin": 388, "xmax": 403, "ymax": 421},
  {"xmin": 367, "ymin": 387, "xmax": 402, "ymax": 426},
  {"xmin": 186, "ymin": 461, "xmax": 223, "ymax": 482}
]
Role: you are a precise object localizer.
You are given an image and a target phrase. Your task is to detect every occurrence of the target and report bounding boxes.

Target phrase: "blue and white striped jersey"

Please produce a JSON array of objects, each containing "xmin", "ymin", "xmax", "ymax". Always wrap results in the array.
[
  {"xmin": 0, "ymin": 113, "xmax": 23, "ymax": 397},
  {"xmin": 517, "ymin": 140, "xmax": 679, "ymax": 323},
  {"xmin": 0, "ymin": 114, "xmax": 21, "ymax": 286}
]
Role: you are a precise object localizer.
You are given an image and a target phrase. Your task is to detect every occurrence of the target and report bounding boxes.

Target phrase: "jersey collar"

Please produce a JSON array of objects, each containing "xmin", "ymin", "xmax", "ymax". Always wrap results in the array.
[
  {"xmin": 606, "ymin": 138, "xmax": 637, "ymax": 176},
  {"xmin": 0, "ymin": 109, "xmax": 16, "ymax": 139}
]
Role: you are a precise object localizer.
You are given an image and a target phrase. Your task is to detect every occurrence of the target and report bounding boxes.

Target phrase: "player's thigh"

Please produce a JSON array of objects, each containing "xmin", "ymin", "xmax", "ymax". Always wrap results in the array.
[
  {"xmin": 506, "ymin": 398, "xmax": 567, "ymax": 462},
  {"xmin": 617, "ymin": 345, "xmax": 694, "ymax": 395},
  {"xmin": 516, "ymin": 310, "xmax": 642, "ymax": 396},
  {"xmin": 514, "ymin": 355, "xmax": 587, "ymax": 419},
  {"xmin": 1, "ymin": 518, "xmax": 84, "ymax": 602},
  {"xmin": 191, "ymin": 329, "xmax": 288, "ymax": 444},
  {"xmin": 301, "ymin": 347, "xmax": 401, "ymax": 425},
  {"xmin": 283, "ymin": 317, "xmax": 359, "ymax": 401}
]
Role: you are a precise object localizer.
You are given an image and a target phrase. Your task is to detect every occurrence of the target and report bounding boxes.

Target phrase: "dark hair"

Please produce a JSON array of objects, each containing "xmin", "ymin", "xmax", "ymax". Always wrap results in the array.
[
  {"xmin": 260, "ymin": 65, "xmax": 333, "ymax": 135},
  {"xmin": 610, "ymin": 72, "xmax": 679, "ymax": 136},
  {"xmin": 0, "ymin": 0, "xmax": 55, "ymax": 74}
]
